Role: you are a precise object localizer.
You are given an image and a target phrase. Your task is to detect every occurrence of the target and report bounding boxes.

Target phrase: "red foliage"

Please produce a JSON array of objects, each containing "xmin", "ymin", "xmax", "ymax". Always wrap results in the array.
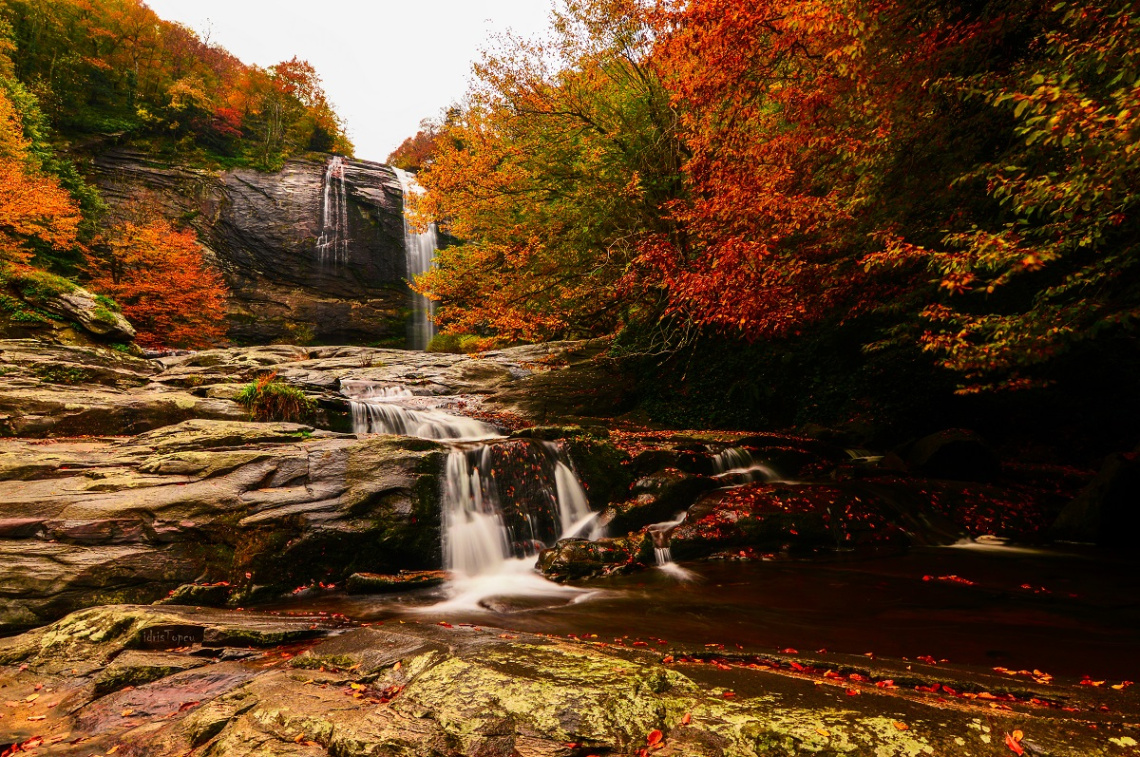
[{"xmin": 87, "ymin": 219, "xmax": 229, "ymax": 349}]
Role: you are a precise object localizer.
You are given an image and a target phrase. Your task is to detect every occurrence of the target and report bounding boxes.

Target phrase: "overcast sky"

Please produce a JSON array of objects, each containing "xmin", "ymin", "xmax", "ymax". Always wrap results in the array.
[{"xmin": 145, "ymin": 1, "xmax": 554, "ymax": 162}]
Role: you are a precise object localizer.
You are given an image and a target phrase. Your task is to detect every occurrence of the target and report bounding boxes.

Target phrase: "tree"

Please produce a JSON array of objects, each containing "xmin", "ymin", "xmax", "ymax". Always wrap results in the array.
[
  {"xmin": 0, "ymin": 88, "xmax": 82, "ymax": 266},
  {"xmin": 415, "ymin": 0, "xmax": 685, "ymax": 342},
  {"xmin": 86, "ymin": 217, "xmax": 228, "ymax": 349}
]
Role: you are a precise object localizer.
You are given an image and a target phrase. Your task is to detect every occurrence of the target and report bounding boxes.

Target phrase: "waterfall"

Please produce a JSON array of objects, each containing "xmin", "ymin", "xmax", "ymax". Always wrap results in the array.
[
  {"xmin": 340, "ymin": 379, "xmax": 600, "ymax": 576},
  {"xmin": 392, "ymin": 167, "xmax": 439, "ymax": 351},
  {"xmin": 442, "ymin": 442, "xmax": 599, "ymax": 579},
  {"xmin": 317, "ymin": 156, "xmax": 349, "ymax": 265},
  {"xmin": 551, "ymin": 445, "xmax": 601, "ymax": 540},
  {"xmin": 711, "ymin": 447, "xmax": 779, "ymax": 483}
]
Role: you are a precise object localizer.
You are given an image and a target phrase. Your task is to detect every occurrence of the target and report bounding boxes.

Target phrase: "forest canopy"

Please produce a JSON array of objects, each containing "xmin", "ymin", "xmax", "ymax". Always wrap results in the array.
[
  {"xmin": 410, "ymin": 0, "xmax": 1140, "ymax": 396},
  {"xmin": 0, "ymin": 0, "xmax": 353, "ymax": 348}
]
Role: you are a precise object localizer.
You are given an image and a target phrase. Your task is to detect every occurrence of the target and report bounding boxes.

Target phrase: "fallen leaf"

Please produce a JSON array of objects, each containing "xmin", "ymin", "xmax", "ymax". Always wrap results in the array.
[
  {"xmin": 816, "ymin": 728, "xmax": 831, "ymax": 737},
  {"xmin": 108, "ymin": 746, "xmax": 121, "ymax": 755},
  {"xmin": 1004, "ymin": 733, "xmax": 1025, "ymax": 755},
  {"xmin": 893, "ymin": 722, "xmax": 909, "ymax": 731},
  {"xmin": 294, "ymin": 733, "xmax": 305, "ymax": 743},
  {"xmin": 120, "ymin": 708, "xmax": 135, "ymax": 717},
  {"xmin": 681, "ymin": 712, "xmax": 691, "ymax": 726},
  {"xmin": 647, "ymin": 729, "xmax": 664, "ymax": 746}
]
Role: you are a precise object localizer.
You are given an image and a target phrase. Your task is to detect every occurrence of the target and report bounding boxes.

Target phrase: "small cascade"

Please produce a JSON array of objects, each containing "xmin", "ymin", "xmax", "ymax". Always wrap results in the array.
[
  {"xmin": 711, "ymin": 447, "xmax": 779, "ymax": 483},
  {"xmin": 550, "ymin": 443, "xmax": 603, "ymax": 540},
  {"xmin": 647, "ymin": 513, "xmax": 695, "ymax": 580},
  {"xmin": 316, "ymin": 156, "xmax": 349, "ymax": 265},
  {"xmin": 342, "ymin": 380, "xmax": 498, "ymax": 441},
  {"xmin": 392, "ymin": 167, "xmax": 439, "ymax": 350},
  {"xmin": 441, "ymin": 441, "xmax": 600, "ymax": 579}
]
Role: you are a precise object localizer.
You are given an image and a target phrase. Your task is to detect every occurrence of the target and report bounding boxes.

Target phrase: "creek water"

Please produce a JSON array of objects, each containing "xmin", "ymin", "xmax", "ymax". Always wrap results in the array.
[
  {"xmin": 318, "ymin": 381, "xmax": 1140, "ymax": 681},
  {"xmin": 272, "ymin": 544, "xmax": 1140, "ymax": 680}
]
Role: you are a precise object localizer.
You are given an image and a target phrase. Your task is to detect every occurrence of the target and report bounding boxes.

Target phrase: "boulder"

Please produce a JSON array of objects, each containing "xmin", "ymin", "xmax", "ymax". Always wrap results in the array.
[
  {"xmin": 42, "ymin": 286, "xmax": 136, "ymax": 341},
  {"xmin": 906, "ymin": 429, "xmax": 1001, "ymax": 482},
  {"xmin": 0, "ymin": 603, "xmax": 1127, "ymax": 757},
  {"xmin": 537, "ymin": 534, "xmax": 654, "ymax": 581},
  {"xmin": 601, "ymin": 468, "xmax": 718, "ymax": 535},
  {"xmin": 1052, "ymin": 446, "xmax": 1140, "ymax": 546}
]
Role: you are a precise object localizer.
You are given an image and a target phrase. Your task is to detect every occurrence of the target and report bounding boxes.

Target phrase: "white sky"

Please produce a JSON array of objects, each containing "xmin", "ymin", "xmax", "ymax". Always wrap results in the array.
[{"xmin": 144, "ymin": 1, "xmax": 555, "ymax": 162}]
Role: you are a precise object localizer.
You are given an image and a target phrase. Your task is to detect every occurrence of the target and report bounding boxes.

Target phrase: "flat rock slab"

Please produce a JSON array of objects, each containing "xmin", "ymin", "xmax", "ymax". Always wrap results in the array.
[
  {"xmin": 0, "ymin": 604, "xmax": 1136, "ymax": 756},
  {"xmin": 345, "ymin": 570, "xmax": 449, "ymax": 594},
  {"xmin": 0, "ymin": 422, "xmax": 444, "ymax": 632}
]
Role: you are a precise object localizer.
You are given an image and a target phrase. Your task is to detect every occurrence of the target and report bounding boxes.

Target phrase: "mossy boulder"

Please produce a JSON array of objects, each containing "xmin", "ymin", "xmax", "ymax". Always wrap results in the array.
[{"xmin": 537, "ymin": 534, "xmax": 654, "ymax": 582}]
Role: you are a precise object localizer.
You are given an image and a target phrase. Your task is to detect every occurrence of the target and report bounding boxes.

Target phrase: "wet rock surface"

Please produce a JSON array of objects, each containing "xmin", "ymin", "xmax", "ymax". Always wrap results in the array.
[{"xmin": 0, "ymin": 604, "xmax": 1135, "ymax": 756}]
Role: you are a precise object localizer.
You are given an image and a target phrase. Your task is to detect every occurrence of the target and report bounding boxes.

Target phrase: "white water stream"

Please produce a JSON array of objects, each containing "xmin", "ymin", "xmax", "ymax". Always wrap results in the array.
[
  {"xmin": 317, "ymin": 156, "xmax": 349, "ymax": 265},
  {"xmin": 343, "ymin": 379, "xmax": 601, "ymax": 607},
  {"xmin": 392, "ymin": 167, "xmax": 439, "ymax": 351}
]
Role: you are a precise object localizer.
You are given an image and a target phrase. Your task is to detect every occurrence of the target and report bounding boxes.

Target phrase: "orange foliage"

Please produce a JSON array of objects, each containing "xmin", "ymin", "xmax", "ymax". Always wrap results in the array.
[
  {"xmin": 87, "ymin": 219, "xmax": 228, "ymax": 349},
  {"xmin": 0, "ymin": 90, "xmax": 82, "ymax": 265}
]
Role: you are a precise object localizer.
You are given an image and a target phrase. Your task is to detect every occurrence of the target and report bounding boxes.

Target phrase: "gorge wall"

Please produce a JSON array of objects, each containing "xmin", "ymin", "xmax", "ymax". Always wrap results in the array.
[{"xmin": 91, "ymin": 150, "xmax": 411, "ymax": 346}]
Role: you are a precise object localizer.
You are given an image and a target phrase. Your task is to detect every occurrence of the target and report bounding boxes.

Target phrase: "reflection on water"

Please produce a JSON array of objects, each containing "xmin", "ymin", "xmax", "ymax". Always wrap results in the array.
[{"xmin": 267, "ymin": 544, "xmax": 1140, "ymax": 679}]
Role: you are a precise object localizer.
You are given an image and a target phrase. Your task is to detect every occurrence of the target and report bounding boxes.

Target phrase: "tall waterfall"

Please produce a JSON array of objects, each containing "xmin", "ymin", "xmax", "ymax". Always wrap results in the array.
[
  {"xmin": 317, "ymin": 156, "xmax": 349, "ymax": 265},
  {"xmin": 392, "ymin": 167, "xmax": 438, "ymax": 351}
]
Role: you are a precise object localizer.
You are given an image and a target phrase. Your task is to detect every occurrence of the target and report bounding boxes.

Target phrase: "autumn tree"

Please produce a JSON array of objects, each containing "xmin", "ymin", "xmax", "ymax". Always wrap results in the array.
[
  {"xmin": 415, "ymin": 0, "xmax": 685, "ymax": 342},
  {"xmin": 86, "ymin": 217, "xmax": 228, "ymax": 349},
  {"xmin": 0, "ymin": 0, "xmax": 352, "ymax": 168},
  {"xmin": 0, "ymin": 87, "xmax": 82, "ymax": 267}
]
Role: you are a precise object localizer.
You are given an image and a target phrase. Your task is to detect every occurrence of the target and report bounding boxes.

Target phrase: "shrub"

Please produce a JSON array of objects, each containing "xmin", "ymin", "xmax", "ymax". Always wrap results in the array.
[
  {"xmin": 236, "ymin": 373, "xmax": 318, "ymax": 423},
  {"xmin": 426, "ymin": 333, "xmax": 496, "ymax": 354}
]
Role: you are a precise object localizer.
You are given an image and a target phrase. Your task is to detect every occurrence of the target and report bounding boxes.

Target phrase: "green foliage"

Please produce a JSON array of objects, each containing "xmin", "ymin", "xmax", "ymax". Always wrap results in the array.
[
  {"xmin": 32, "ymin": 364, "xmax": 92, "ymax": 384},
  {"xmin": 426, "ymin": 333, "xmax": 494, "ymax": 354},
  {"xmin": 236, "ymin": 374, "xmax": 319, "ymax": 423}
]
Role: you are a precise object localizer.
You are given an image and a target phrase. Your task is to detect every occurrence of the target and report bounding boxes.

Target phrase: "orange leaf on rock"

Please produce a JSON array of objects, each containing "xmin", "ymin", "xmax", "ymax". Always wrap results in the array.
[{"xmin": 647, "ymin": 729, "xmax": 664, "ymax": 746}]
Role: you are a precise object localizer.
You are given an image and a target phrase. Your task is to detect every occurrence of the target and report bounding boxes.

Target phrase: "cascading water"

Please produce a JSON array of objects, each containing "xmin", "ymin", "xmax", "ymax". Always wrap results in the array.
[
  {"xmin": 340, "ymin": 379, "xmax": 601, "ymax": 606},
  {"xmin": 711, "ymin": 447, "xmax": 780, "ymax": 483},
  {"xmin": 392, "ymin": 167, "xmax": 439, "ymax": 351},
  {"xmin": 432, "ymin": 440, "xmax": 600, "ymax": 611},
  {"xmin": 342, "ymin": 380, "xmax": 498, "ymax": 442},
  {"xmin": 317, "ymin": 156, "xmax": 349, "ymax": 265},
  {"xmin": 647, "ymin": 513, "xmax": 695, "ymax": 580}
]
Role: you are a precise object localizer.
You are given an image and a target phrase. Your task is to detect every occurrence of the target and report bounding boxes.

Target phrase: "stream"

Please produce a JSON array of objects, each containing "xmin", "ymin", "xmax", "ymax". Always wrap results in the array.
[{"xmin": 261, "ymin": 380, "xmax": 1140, "ymax": 683}]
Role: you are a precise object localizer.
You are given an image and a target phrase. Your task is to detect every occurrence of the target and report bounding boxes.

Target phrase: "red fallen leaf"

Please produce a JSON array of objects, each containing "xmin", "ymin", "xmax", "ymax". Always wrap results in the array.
[
  {"xmin": 781, "ymin": 648, "xmax": 798, "ymax": 654},
  {"xmin": 723, "ymin": 691, "xmax": 736, "ymax": 698},
  {"xmin": 1004, "ymin": 733, "xmax": 1025, "ymax": 755},
  {"xmin": 662, "ymin": 655, "xmax": 675, "ymax": 664},
  {"xmin": 875, "ymin": 680, "xmax": 895, "ymax": 688},
  {"xmin": 437, "ymin": 622, "xmax": 453, "ymax": 628},
  {"xmin": 647, "ymin": 729, "xmax": 664, "ymax": 746},
  {"xmin": 681, "ymin": 712, "xmax": 692, "ymax": 725},
  {"xmin": 179, "ymin": 700, "xmax": 201, "ymax": 712},
  {"xmin": 845, "ymin": 689, "xmax": 859, "ymax": 696}
]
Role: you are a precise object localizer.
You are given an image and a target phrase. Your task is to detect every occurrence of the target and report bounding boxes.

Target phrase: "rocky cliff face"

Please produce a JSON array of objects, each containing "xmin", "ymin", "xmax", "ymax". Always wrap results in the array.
[{"xmin": 91, "ymin": 150, "xmax": 410, "ymax": 346}]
